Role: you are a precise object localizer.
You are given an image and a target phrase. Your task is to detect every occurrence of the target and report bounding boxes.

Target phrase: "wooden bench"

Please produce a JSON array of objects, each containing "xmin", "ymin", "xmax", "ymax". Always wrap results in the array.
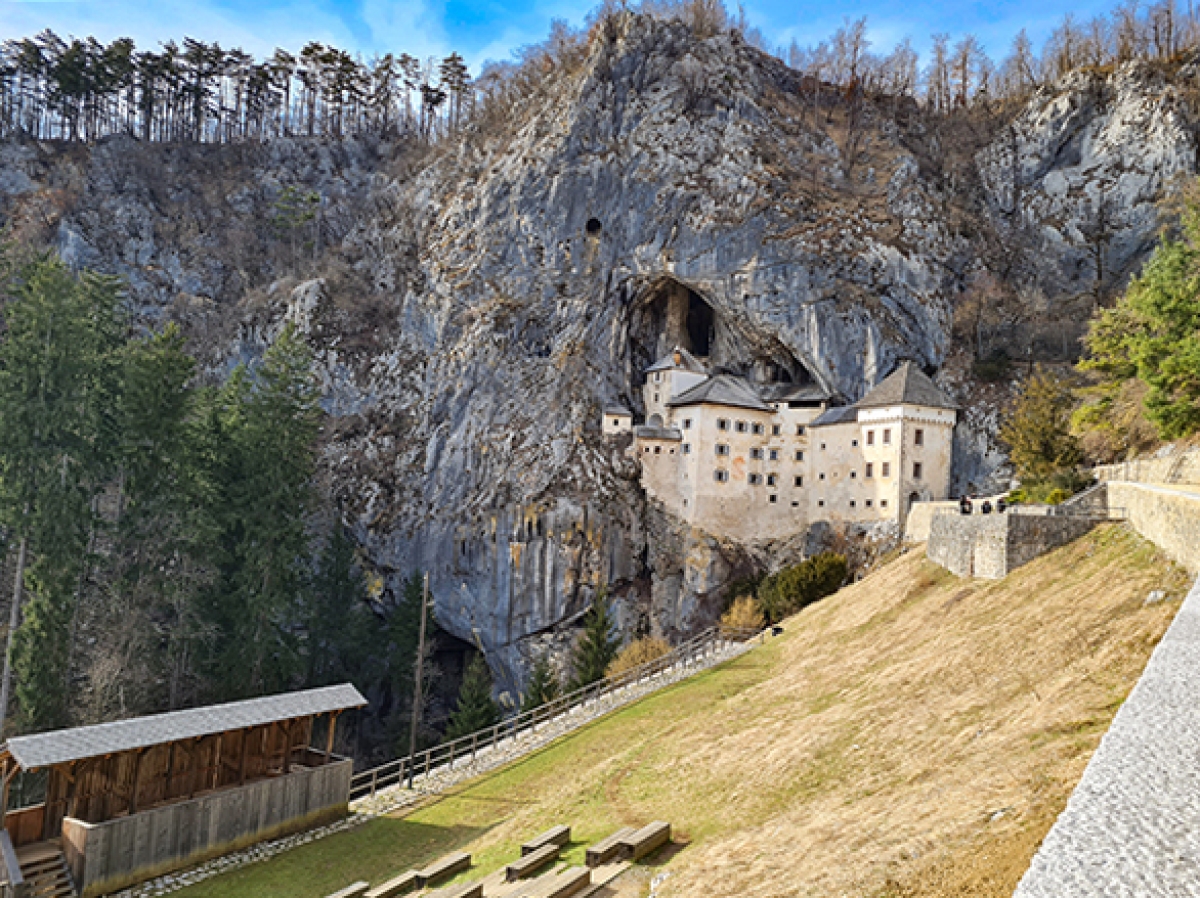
[
  {"xmin": 363, "ymin": 870, "xmax": 420, "ymax": 898},
  {"xmin": 540, "ymin": 866, "xmax": 591, "ymax": 898},
  {"xmin": 521, "ymin": 824, "xmax": 571, "ymax": 855},
  {"xmin": 326, "ymin": 883, "xmax": 370, "ymax": 898},
  {"xmin": 423, "ymin": 880, "xmax": 483, "ymax": 898},
  {"xmin": 585, "ymin": 827, "xmax": 636, "ymax": 868},
  {"xmin": 506, "ymin": 842, "xmax": 559, "ymax": 881},
  {"xmin": 618, "ymin": 821, "xmax": 671, "ymax": 861},
  {"xmin": 415, "ymin": 851, "xmax": 471, "ymax": 887},
  {"xmin": 510, "ymin": 866, "xmax": 591, "ymax": 898}
]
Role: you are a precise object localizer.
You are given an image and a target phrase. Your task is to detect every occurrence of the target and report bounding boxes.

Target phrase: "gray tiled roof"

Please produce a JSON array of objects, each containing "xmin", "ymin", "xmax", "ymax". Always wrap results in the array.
[
  {"xmin": 603, "ymin": 405, "xmax": 632, "ymax": 416},
  {"xmin": 2, "ymin": 683, "xmax": 366, "ymax": 770},
  {"xmin": 634, "ymin": 425, "xmax": 682, "ymax": 441},
  {"xmin": 857, "ymin": 362, "xmax": 956, "ymax": 410},
  {"xmin": 646, "ymin": 347, "xmax": 708, "ymax": 375},
  {"xmin": 759, "ymin": 383, "xmax": 831, "ymax": 404},
  {"xmin": 811, "ymin": 405, "xmax": 859, "ymax": 427},
  {"xmin": 668, "ymin": 375, "xmax": 772, "ymax": 412}
]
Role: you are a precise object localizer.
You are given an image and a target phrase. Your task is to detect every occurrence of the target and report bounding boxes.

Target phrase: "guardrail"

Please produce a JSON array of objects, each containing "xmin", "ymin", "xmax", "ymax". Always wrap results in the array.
[{"xmin": 349, "ymin": 625, "xmax": 762, "ymax": 801}]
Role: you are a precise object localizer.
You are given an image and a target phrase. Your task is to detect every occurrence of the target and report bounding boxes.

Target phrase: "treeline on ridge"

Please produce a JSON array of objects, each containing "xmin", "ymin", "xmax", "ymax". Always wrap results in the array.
[{"xmin": 4, "ymin": 0, "xmax": 1200, "ymax": 147}]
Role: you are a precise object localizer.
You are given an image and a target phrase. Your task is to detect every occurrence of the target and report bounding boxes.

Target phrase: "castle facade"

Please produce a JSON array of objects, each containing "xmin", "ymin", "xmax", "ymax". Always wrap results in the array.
[{"xmin": 603, "ymin": 349, "xmax": 957, "ymax": 542}]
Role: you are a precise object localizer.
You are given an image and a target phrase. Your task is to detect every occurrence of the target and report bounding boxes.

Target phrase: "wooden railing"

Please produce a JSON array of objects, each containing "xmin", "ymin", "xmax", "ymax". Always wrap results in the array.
[{"xmin": 350, "ymin": 626, "xmax": 761, "ymax": 801}]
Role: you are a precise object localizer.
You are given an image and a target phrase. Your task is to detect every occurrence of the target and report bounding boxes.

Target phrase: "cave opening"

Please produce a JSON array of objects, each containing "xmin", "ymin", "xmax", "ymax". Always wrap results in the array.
[{"xmin": 626, "ymin": 276, "xmax": 823, "ymax": 410}]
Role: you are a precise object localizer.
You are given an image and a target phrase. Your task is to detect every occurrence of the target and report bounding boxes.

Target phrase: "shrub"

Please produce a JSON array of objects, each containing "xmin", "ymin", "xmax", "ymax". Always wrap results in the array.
[
  {"xmin": 720, "ymin": 596, "xmax": 764, "ymax": 634},
  {"xmin": 569, "ymin": 595, "xmax": 620, "ymax": 690},
  {"xmin": 605, "ymin": 636, "xmax": 671, "ymax": 678},
  {"xmin": 522, "ymin": 655, "xmax": 561, "ymax": 711},
  {"xmin": 756, "ymin": 552, "xmax": 848, "ymax": 624}
]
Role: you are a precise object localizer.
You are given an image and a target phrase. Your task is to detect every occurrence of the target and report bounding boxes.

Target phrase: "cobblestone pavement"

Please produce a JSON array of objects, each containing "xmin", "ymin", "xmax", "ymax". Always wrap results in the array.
[
  {"xmin": 1013, "ymin": 575, "xmax": 1200, "ymax": 898},
  {"xmin": 112, "ymin": 638, "xmax": 758, "ymax": 898}
]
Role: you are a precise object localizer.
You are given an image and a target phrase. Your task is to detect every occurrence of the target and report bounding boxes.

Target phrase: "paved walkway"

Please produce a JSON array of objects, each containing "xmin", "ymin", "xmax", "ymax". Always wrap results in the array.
[{"xmin": 1013, "ymin": 573, "xmax": 1200, "ymax": 897}]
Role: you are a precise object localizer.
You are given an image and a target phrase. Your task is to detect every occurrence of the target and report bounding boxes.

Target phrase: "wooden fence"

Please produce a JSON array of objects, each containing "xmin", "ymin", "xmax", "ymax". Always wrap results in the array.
[{"xmin": 350, "ymin": 626, "xmax": 760, "ymax": 801}]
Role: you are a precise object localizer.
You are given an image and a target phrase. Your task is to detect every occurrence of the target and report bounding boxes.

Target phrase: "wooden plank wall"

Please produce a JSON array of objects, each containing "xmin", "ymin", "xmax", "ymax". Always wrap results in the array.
[{"xmin": 63, "ymin": 758, "xmax": 352, "ymax": 898}]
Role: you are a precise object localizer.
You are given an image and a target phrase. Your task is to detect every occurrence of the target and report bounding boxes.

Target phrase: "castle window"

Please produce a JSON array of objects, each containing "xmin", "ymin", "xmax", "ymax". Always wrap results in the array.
[
  {"xmin": 767, "ymin": 474, "xmax": 778, "ymax": 486},
  {"xmin": 611, "ymin": 419, "xmax": 619, "ymax": 427},
  {"xmin": 796, "ymin": 425, "xmax": 806, "ymax": 436},
  {"xmin": 794, "ymin": 476, "xmax": 803, "ymax": 487},
  {"xmin": 750, "ymin": 448, "xmax": 763, "ymax": 460},
  {"xmin": 669, "ymin": 449, "xmax": 675, "ymax": 455},
  {"xmin": 881, "ymin": 499, "xmax": 888, "ymax": 508},
  {"xmin": 654, "ymin": 446, "xmax": 661, "ymax": 454},
  {"xmin": 792, "ymin": 501, "xmax": 799, "ymax": 507},
  {"xmin": 715, "ymin": 444, "xmax": 730, "ymax": 456},
  {"xmin": 883, "ymin": 428, "xmax": 892, "ymax": 445},
  {"xmin": 769, "ymin": 449, "xmax": 779, "ymax": 461},
  {"xmin": 850, "ymin": 470, "xmax": 857, "ymax": 478},
  {"xmin": 820, "ymin": 442, "xmax": 826, "ymax": 450},
  {"xmin": 751, "ymin": 423, "xmax": 764, "ymax": 435},
  {"xmin": 882, "ymin": 462, "xmax": 891, "ymax": 477},
  {"xmin": 794, "ymin": 450, "xmax": 804, "ymax": 462},
  {"xmin": 819, "ymin": 473, "xmax": 826, "ymax": 480},
  {"xmin": 913, "ymin": 462, "xmax": 923, "ymax": 479},
  {"xmin": 654, "ymin": 372, "xmax": 661, "ymax": 382},
  {"xmin": 866, "ymin": 499, "xmax": 873, "ymax": 507},
  {"xmin": 772, "ymin": 424, "xmax": 781, "ymax": 436},
  {"xmin": 867, "ymin": 430, "xmax": 875, "ymax": 445},
  {"xmin": 718, "ymin": 418, "xmax": 729, "ymax": 431},
  {"xmin": 851, "ymin": 439, "xmax": 858, "ymax": 447},
  {"xmin": 748, "ymin": 473, "xmax": 762, "ymax": 485},
  {"xmin": 769, "ymin": 494, "xmax": 778, "ymax": 503},
  {"xmin": 683, "ymin": 443, "xmax": 691, "ymax": 454},
  {"xmin": 735, "ymin": 421, "xmax": 747, "ymax": 433},
  {"xmin": 818, "ymin": 499, "xmax": 825, "ymax": 507},
  {"xmin": 643, "ymin": 447, "xmax": 650, "ymax": 453},
  {"xmin": 915, "ymin": 428, "xmax": 925, "ymax": 446},
  {"xmin": 865, "ymin": 463, "xmax": 874, "ymax": 478},
  {"xmin": 714, "ymin": 469, "xmax": 729, "ymax": 482},
  {"xmin": 654, "ymin": 393, "xmax": 660, "ymax": 403},
  {"xmin": 849, "ymin": 500, "xmax": 856, "ymax": 508},
  {"xmin": 683, "ymin": 418, "xmax": 692, "ymax": 429}
]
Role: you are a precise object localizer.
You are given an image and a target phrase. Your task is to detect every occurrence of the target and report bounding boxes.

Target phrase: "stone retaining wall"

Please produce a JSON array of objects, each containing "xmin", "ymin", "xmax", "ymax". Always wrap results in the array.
[
  {"xmin": 1094, "ymin": 446, "xmax": 1200, "ymax": 486},
  {"xmin": 926, "ymin": 512, "xmax": 1099, "ymax": 579},
  {"xmin": 1104, "ymin": 482, "xmax": 1200, "ymax": 574}
]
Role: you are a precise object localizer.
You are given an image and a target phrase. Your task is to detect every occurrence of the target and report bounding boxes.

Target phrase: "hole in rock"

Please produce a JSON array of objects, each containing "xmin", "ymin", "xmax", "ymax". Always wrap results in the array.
[{"xmin": 586, "ymin": 218, "xmax": 602, "ymax": 235}]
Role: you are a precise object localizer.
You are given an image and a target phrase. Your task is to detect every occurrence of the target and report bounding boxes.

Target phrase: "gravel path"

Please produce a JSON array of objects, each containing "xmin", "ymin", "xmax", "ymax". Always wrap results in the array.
[
  {"xmin": 113, "ymin": 637, "xmax": 759, "ymax": 898},
  {"xmin": 1013, "ymin": 574, "xmax": 1200, "ymax": 897}
]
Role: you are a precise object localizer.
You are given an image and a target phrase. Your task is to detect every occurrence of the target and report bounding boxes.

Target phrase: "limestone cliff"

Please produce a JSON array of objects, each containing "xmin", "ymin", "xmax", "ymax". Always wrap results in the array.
[{"xmin": 2, "ymin": 17, "xmax": 1198, "ymax": 694}]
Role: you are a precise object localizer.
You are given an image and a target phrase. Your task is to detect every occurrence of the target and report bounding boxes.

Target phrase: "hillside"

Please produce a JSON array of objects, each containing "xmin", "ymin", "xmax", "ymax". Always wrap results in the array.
[{"xmin": 173, "ymin": 524, "xmax": 1188, "ymax": 898}]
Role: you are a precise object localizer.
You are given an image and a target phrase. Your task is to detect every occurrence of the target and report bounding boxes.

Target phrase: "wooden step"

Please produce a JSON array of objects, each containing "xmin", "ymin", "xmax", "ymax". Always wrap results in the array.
[{"xmin": 16, "ymin": 841, "xmax": 76, "ymax": 898}]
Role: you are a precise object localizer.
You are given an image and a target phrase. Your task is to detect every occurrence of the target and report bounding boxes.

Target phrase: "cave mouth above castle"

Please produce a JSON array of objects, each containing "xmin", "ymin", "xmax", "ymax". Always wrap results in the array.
[{"xmin": 628, "ymin": 276, "xmax": 818, "ymax": 390}]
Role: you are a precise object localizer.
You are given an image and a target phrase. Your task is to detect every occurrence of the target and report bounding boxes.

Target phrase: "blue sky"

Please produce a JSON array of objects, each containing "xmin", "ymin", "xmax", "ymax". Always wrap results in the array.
[{"xmin": 0, "ymin": 0, "xmax": 1122, "ymax": 72}]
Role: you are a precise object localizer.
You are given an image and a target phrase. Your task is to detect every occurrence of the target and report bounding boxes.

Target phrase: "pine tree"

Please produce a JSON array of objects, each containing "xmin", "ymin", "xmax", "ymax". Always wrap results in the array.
[
  {"xmin": 522, "ymin": 655, "xmax": 560, "ymax": 711},
  {"xmin": 204, "ymin": 323, "xmax": 322, "ymax": 699},
  {"xmin": 446, "ymin": 654, "xmax": 499, "ymax": 740},
  {"xmin": 569, "ymin": 595, "xmax": 620, "ymax": 690},
  {"xmin": 0, "ymin": 257, "xmax": 125, "ymax": 732},
  {"xmin": 305, "ymin": 523, "xmax": 382, "ymax": 688}
]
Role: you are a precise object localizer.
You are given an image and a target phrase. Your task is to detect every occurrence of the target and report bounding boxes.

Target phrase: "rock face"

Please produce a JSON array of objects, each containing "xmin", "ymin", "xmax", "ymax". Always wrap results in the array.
[
  {"xmin": 977, "ymin": 61, "xmax": 1198, "ymax": 300},
  {"xmin": 2, "ymin": 18, "xmax": 1198, "ymax": 694}
]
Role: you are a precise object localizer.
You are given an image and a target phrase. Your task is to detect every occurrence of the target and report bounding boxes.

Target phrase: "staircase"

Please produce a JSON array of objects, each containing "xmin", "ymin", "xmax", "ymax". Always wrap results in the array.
[{"xmin": 15, "ymin": 842, "xmax": 76, "ymax": 898}]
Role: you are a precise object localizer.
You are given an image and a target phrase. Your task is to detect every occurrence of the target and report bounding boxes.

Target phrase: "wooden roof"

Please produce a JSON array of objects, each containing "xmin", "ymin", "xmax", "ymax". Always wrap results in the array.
[{"xmin": 1, "ymin": 684, "xmax": 365, "ymax": 771}]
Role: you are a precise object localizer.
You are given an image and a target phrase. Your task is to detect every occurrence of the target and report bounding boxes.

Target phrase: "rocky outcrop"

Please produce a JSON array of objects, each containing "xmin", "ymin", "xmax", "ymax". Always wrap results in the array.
[
  {"xmin": 977, "ymin": 61, "xmax": 1198, "ymax": 300},
  {"xmin": 4, "ymin": 20, "xmax": 1199, "ymax": 694}
]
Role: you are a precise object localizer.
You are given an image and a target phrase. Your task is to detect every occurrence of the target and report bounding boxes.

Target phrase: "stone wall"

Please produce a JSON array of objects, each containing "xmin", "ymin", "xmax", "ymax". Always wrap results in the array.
[
  {"xmin": 1094, "ymin": 447, "xmax": 1200, "ymax": 487},
  {"xmin": 926, "ymin": 512, "xmax": 1100, "ymax": 579},
  {"xmin": 903, "ymin": 501, "xmax": 957, "ymax": 543},
  {"xmin": 62, "ymin": 759, "xmax": 352, "ymax": 898},
  {"xmin": 1104, "ymin": 482, "xmax": 1200, "ymax": 574}
]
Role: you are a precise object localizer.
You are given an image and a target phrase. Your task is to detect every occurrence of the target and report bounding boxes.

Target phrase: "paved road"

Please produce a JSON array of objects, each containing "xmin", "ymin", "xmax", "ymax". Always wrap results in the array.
[{"xmin": 1013, "ymin": 572, "xmax": 1200, "ymax": 897}]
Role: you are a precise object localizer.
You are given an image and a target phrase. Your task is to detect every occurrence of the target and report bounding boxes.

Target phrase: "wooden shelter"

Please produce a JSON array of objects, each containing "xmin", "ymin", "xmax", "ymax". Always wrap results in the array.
[{"xmin": 0, "ymin": 684, "xmax": 365, "ymax": 898}]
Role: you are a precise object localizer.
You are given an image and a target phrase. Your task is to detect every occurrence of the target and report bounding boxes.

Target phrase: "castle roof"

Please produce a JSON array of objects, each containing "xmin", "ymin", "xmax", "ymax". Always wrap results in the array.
[
  {"xmin": 604, "ymin": 404, "xmax": 633, "ymax": 416},
  {"xmin": 759, "ymin": 383, "xmax": 831, "ymax": 404},
  {"xmin": 857, "ymin": 362, "xmax": 956, "ymax": 410},
  {"xmin": 811, "ymin": 405, "xmax": 859, "ymax": 427},
  {"xmin": 647, "ymin": 347, "xmax": 708, "ymax": 375},
  {"xmin": 669, "ymin": 375, "xmax": 772, "ymax": 412}
]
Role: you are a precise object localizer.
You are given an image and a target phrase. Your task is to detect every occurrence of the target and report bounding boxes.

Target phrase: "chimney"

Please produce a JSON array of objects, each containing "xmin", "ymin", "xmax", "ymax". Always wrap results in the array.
[{"xmin": 672, "ymin": 349, "xmax": 682, "ymax": 367}]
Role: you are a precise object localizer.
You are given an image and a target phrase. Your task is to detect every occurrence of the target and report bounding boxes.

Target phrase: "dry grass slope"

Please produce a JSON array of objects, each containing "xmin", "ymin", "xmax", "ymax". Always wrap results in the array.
[{"xmin": 177, "ymin": 524, "xmax": 1187, "ymax": 898}]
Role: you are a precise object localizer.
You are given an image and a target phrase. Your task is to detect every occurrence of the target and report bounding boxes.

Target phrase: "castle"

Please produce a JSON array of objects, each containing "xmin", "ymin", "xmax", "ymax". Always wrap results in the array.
[{"xmin": 604, "ymin": 349, "xmax": 957, "ymax": 542}]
